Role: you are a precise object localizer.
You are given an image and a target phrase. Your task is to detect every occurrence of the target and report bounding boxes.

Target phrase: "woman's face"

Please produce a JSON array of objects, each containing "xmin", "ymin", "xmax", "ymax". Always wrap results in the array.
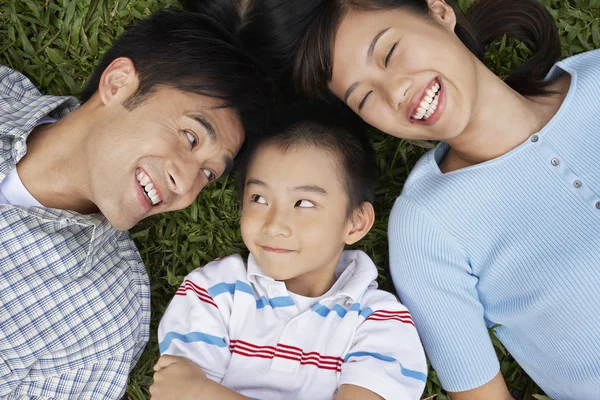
[{"xmin": 329, "ymin": 2, "xmax": 480, "ymax": 141}]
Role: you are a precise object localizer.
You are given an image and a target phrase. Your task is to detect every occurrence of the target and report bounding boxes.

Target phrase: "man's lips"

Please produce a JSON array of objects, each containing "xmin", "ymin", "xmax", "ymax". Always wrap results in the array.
[
  {"xmin": 260, "ymin": 245, "xmax": 295, "ymax": 254},
  {"xmin": 135, "ymin": 174, "xmax": 153, "ymax": 213}
]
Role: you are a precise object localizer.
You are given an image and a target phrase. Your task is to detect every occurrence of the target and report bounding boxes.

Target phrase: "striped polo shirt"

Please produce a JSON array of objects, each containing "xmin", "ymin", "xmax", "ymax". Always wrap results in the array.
[{"xmin": 158, "ymin": 250, "xmax": 427, "ymax": 400}]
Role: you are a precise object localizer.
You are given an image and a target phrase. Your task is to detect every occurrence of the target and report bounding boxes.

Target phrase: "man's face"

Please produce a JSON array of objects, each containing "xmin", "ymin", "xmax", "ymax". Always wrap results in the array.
[{"xmin": 87, "ymin": 86, "xmax": 244, "ymax": 230}]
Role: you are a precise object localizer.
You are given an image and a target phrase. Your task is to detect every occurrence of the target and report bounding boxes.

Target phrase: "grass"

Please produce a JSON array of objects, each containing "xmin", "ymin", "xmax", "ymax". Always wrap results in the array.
[{"xmin": 0, "ymin": 0, "xmax": 597, "ymax": 399}]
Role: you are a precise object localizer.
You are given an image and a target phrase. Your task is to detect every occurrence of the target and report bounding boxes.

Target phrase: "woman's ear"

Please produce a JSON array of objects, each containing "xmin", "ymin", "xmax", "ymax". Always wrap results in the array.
[
  {"xmin": 345, "ymin": 202, "xmax": 375, "ymax": 245},
  {"xmin": 427, "ymin": 0, "xmax": 457, "ymax": 31}
]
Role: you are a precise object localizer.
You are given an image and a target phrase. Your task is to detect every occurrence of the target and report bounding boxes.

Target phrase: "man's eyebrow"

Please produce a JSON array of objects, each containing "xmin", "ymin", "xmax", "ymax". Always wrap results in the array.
[
  {"xmin": 222, "ymin": 156, "xmax": 234, "ymax": 177},
  {"xmin": 189, "ymin": 114, "xmax": 216, "ymax": 142},
  {"xmin": 292, "ymin": 185, "xmax": 328, "ymax": 195},
  {"xmin": 344, "ymin": 27, "xmax": 391, "ymax": 105}
]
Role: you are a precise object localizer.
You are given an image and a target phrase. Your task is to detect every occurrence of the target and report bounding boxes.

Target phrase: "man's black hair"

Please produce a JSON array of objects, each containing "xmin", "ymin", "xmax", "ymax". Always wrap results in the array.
[
  {"xmin": 80, "ymin": 6, "xmax": 268, "ymax": 146},
  {"xmin": 236, "ymin": 104, "xmax": 377, "ymax": 215}
]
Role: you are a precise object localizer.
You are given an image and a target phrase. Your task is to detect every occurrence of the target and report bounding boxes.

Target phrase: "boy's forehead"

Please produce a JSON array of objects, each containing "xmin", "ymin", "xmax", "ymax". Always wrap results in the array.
[{"xmin": 250, "ymin": 144, "xmax": 347, "ymax": 191}]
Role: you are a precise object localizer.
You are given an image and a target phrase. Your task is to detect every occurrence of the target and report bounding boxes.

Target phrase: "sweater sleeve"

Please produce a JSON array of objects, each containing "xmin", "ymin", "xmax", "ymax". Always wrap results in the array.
[{"xmin": 388, "ymin": 197, "xmax": 500, "ymax": 392}]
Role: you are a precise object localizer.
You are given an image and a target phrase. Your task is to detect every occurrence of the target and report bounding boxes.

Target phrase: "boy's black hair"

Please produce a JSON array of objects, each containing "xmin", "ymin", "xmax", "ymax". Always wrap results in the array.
[
  {"xmin": 236, "ymin": 104, "xmax": 377, "ymax": 215},
  {"xmin": 80, "ymin": 6, "xmax": 268, "ymax": 146}
]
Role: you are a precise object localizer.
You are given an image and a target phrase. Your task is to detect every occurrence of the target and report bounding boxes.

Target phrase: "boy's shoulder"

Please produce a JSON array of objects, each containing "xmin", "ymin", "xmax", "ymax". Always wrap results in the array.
[{"xmin": 185, "ymin": 254, "xmax": 249, "ymax": 285}]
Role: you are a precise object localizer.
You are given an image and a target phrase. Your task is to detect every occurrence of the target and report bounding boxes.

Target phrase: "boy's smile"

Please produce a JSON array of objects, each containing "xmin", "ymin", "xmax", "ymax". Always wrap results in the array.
[{"xmin": 240, "ymin": 144, "xmax": 354, "ymax": 297}]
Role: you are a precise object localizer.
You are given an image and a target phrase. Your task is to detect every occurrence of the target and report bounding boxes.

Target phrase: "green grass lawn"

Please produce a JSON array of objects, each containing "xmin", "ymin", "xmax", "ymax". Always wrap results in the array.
[{"xmin": 1, "ymin": 0, "xmax": 598, "ymax": 398}]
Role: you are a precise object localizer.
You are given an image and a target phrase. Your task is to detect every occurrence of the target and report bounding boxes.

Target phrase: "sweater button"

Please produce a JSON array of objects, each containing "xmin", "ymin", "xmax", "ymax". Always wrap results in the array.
[
  {"xmin": 531, "ymin": 134, "xmax": 539, "ymax": 142},
  {"xmin": 573, "ymin": 180, "xmax": 582, "ymax": 189},
  {"xmin": 551, "ymin": 158, "xmax": 560, "ymax": 166},
  {"xmin": 596, "ymin": 201, "xmax": 600, "ymax": 210}
]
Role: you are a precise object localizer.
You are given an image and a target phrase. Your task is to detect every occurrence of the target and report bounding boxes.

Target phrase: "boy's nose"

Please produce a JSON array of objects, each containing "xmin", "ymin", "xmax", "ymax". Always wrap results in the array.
[{"xmin": 262, "ymin": 210, "xmax": 291, "ymax": 237}]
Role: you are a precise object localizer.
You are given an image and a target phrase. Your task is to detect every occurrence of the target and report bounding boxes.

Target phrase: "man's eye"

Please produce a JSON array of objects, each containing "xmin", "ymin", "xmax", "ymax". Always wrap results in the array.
[
  {"xmin": 202, "ymin": 169, "xmax": 215, "ymax": 181},
  {"xmin": 295, "ymin": 199, "xmax": 315, "ymax": 208},
  {"xmin": 251, "ymin": 194, "xmax": 267, "ymax": 204},
  {"xmin": 185, "ymin": 131, "xmax": 197, "ymax": 147}
]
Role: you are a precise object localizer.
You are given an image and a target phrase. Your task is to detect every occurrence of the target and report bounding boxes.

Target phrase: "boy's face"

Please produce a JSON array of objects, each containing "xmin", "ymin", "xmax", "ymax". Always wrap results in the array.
[
  {"xmin": 88, "ymin": 85, "xmax": 244, "ymax": 230},
  {"xmin": 240, "ymin": 144, "xmax": 353, "ymax": 296}
]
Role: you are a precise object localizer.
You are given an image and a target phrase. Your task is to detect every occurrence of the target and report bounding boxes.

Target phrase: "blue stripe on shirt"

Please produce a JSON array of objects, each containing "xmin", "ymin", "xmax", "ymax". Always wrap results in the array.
[
  {"xmin": 344, "ymin": 351, "xmax": 428, "ymax": 383},
  {"xmin": 207, "ymin": 280, "xmax": 294, "ymax": 309},
  {"xmin": 159, "ymin": 331, "xmax": 227, "ymax": 354},
  {"xmin": 311, "ymin": 302, "xmax": 374, "ymax": 319}
]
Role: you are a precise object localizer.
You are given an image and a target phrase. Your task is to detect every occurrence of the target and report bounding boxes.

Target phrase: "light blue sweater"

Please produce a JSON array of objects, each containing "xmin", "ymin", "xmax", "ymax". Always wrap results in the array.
[{"xmin": 389, "ymin": 49, "xmax": 600, "ymax": 399}]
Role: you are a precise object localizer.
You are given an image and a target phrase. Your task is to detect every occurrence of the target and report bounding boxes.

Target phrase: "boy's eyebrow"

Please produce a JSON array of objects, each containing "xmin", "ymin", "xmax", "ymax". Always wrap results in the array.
[
  {"xmin": 246, "ymin": 178, "xmax": 267, "ymax": 187},
  {"xmin": 246, "ymin": 179, "xmax": 328, "ymax": 195},
  {"xmin": 292, "ymin": 185, "xmax": 328, "ymax": 195}
]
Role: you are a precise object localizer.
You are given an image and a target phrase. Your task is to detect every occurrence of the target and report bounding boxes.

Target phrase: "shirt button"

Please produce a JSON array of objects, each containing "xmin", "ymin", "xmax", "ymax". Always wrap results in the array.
[
  {"xmin": 531, "ymin": 135, "xmax": 539, "ymax": 142},
  {"xmin": 14, "ymin": 141, "xmax": 23, "ymax": 151},
  {"xmin": 596, "ymin": 201, "xmax": 600, "ymax": 210},
  {"xmin": 551, "ymin": 158, "xmax": 560, "ymax": 166},
  {"xmin": 573, "ymin": 180, "xmax": 582, "ymax": 189}
]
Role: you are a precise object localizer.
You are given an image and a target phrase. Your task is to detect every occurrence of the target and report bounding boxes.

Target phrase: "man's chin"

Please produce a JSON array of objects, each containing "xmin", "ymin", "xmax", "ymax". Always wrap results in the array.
[{"xmin": 102, "ymin": 211, "xmax": 143, "ymax": 231}]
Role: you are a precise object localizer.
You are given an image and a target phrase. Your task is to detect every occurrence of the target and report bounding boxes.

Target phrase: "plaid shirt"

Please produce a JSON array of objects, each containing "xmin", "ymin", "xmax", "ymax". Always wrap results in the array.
[{"xmin": 0, "ymin": 66, "xmax": 150, "ymax": 399}]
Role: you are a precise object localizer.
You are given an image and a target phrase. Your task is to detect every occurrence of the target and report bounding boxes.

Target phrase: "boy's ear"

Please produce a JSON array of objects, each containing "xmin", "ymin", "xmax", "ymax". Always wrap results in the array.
[
  {"xmin": 345, "ymin": 202, "xmax": 375, "ymax": 245},
  {"xmin": 98, "ymin": 57, "xmax": 139, "ymax": 106}
]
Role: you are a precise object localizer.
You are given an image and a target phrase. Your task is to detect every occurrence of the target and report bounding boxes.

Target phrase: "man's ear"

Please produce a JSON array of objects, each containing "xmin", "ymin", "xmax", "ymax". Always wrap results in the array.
[
  {"xmin": 345, "ymin": 202, "xmax": 375, "ymax": 245},
  {"xmin": 427, "ymin": 0, "xmax": 457, "ymax": 31},
  {"xmin": 97, "ymin": 57, "xmax": 139, "ymax": 106}
]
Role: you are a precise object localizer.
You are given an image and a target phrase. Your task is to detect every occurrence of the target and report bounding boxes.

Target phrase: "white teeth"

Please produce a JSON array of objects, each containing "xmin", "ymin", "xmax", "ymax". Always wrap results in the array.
[
  {"xmin": 136, "ymin": 169, "xmax": 162, "ymax": 206},
  {"xmin": 412, "ymin": 81, "xmax": 441, "ymax": 121}
]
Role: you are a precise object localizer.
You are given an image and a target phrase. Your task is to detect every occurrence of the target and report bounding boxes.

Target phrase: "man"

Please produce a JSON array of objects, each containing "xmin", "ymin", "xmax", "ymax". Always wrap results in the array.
[{"xmin": 0, "ymin": 6, "xmax": 266, "ymax": 398}]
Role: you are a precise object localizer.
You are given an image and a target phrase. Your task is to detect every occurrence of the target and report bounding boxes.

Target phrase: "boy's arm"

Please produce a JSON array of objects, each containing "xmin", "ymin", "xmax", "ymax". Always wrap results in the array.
[
  {"xmin": 336, "ymin": 384, "xmax": 384, "ymax": 400},
  {"xmin": 151, "ymin": 355, "xmax": 252, "ymax": 400},
  {"xmin": 157, "ymin": 259, "xmax": 239, "ymax": 382},
  {"xmin": 339, "ymin": 296, "xmax": 428, "ymax": 400}
]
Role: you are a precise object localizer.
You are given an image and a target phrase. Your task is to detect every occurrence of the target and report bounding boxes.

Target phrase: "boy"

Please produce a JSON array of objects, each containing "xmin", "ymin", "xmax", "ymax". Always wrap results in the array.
[{"xmin": 155, "ymin": 108, "xmax": 427, "ymax": 399}]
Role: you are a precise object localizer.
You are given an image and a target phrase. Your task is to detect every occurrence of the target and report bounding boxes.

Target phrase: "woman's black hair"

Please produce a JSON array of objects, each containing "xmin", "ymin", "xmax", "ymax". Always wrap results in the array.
[{"xmin": 251, "ymin": 0, "xmax": 561, "ymax": 100}]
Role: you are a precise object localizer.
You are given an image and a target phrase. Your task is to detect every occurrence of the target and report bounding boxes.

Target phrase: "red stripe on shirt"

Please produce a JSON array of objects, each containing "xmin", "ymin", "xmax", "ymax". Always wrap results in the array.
[
  {"xmin": 366, "ymin": 310, "xmax": 415, "ymax": 326},
  {"xmin": 175, "ymin": 280, "xmax": 217, "ymax": 308},
  {"xmin": 230, "ymin": 340, "xmax": 343, "ymax": 372}
]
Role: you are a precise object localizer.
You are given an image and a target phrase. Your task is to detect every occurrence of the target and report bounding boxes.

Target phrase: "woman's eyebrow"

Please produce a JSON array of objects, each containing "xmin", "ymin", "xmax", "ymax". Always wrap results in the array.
[{"xmin": 344, "ymin": 27, "xmax": 391, "ymax": 104}]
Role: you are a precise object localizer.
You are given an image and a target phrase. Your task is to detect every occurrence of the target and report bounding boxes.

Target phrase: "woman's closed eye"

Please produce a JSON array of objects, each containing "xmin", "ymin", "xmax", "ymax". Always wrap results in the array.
[
  {"xmin": 295, "ymin": 199, "xmax": 316, "ymax": 208},
  {"xmin": 358, "ymin": 90, "xmax": 373, "ymax": 111},
  {"xmin": 384, "ymin": 42, "xmax": 398, "ymax": 68}
]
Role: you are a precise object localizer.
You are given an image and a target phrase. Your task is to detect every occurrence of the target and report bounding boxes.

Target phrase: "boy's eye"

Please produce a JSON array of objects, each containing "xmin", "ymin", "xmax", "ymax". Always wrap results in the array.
[
  {"xmin": 185, "ymin": 130, "xmax": 197, "ymax": 148},
  {"xmin": 295, "ymin": 199, "xmax": 315, "ymax": 208},
  {"xmin": 202, "ymin": 169, "xmax": 215, "ymax": 181},
  {"xmin": 251, "ymin": 194, "xmax": 267, "ymax": 204}
]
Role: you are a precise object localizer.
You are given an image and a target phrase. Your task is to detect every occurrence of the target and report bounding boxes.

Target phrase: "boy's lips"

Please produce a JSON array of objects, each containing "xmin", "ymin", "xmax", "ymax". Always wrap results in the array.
[{"xmin": 260, "ymin": 245, "xmax": 295, "ymax": 254}]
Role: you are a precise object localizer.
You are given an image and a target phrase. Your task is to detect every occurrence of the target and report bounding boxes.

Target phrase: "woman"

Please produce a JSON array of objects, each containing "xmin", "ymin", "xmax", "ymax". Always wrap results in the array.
[{"xmin": 255, "ymin": 0, "xmax": 600, "ymax": 398}]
